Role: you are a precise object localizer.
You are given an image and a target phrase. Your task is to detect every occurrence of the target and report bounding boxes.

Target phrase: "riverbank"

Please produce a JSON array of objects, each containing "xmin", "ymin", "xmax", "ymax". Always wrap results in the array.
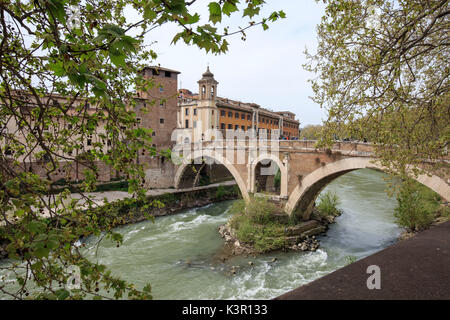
[
  {"xmin": 276, "ymin": 219, "xmax": 450, "ymax": 300},
  {"xmin": 0, "ymin": 182, "xmax": 240, "ymax": 260}
]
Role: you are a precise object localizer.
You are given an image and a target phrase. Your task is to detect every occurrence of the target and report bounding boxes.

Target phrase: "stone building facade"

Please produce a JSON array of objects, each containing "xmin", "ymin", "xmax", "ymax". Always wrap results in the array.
[{"xmin": 178, "ymin": 67, "xmax": 300, "ymax": 142}]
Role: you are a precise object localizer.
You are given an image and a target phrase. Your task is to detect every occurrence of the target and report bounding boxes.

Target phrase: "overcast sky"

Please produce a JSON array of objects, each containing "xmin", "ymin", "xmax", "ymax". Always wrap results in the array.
[{"xmin": 138, "ymin": 1, "xmax": 327, "ymax": 126}]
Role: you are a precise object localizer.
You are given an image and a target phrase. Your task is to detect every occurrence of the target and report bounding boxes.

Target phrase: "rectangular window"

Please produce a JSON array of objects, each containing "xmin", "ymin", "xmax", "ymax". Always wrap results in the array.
[
  {"xmin": 152, "ymin": 131, "xmax": 156, "ymax": 136},
  {"xmin": 247, "ymin": 115, "xmax": 251, "ymax": 121},
  {"xmin": 235, "ymin": 125, "xmax": 239, "ymax": 130},
  {"xmin": 165, "ymin": 71, "xmax": 171, "ymax": 78},
  {"xmin": 221, "ymin": 110, "xmax": 226, "ymax": 117},
  {"xmin": 241, "ymin": 114, "xmax": 245, "ymax": 120},
  {"xmin": 228, "ymin": 111, "xmax": 232, "ymax": 118},
  {"xmin": 241, "ymin": 125, "xmax": 245, "ymax": 131},
  {"xmin": 221, "ymin": 123, "xmax": 226, "ymax": 129},
  {"xmin": 228, "ymin": 124, "xmax": 232, "ymax": 129},
  {"xmin": 159, "ymin": 87, "xmax": 164, "ymax": 92},
  {"xmin": 185, "ymin": 120, "xmax": 189, "ymax": 128},
  {"xmin": 235, "ymin": 112, "xmax": 239, "ymax": 119},
  {"xmin": 160, "ymin": 118, "xmax": 164, "ymax": 124},
  {"xmin": 185, "ymin": 108, "xmax": 189, "ymax": 115},
  {"xmin": 194, "ymin": 109, "xmax": 197, "ymax": 116}
]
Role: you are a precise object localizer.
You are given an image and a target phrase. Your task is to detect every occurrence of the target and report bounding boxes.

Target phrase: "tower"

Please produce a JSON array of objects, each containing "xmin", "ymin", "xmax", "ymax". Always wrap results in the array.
[
  {"xmin": 198, "ymin": 66, "xmax": 218, "ymax": 101},
  {"xmin": 194, "ymin": 67, "xmax": 219, "ymax": 137}
]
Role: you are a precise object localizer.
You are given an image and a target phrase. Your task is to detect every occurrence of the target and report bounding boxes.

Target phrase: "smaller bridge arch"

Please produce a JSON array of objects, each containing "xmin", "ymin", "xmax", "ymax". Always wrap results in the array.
[
  {"xmin": 174, "ymin": 150, "xmax": 250, "ymax": 201},
  {"xmin": 250, "ymin": 153, "xmax": 288, "ymax": 198},
  {"xmin": 285, "ymin": 157, "xmax": 450, "ymax": 220}
]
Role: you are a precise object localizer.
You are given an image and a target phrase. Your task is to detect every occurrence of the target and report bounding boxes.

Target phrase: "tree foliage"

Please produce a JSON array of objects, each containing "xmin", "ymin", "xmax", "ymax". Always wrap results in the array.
[
  {"xmin": 299, "ymin": 124, "xmax": 323, "ymax": 140},
  {"xmin": 0, "ymin": 0, "xmax": 284, "ymax": 299},
  {"xmin": 305, "ymin": 0, "xmax": 449, "ymax": 177}
]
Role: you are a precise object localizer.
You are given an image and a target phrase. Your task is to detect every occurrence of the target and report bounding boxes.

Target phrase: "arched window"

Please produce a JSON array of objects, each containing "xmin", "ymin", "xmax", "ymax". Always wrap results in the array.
[
  {"xmin": 211, "ymin": 86, "xmax": 215, "ymax": 99},
  {"xmin": 202, "ymin": 86, "xmax": 206, "ymax": 99}
]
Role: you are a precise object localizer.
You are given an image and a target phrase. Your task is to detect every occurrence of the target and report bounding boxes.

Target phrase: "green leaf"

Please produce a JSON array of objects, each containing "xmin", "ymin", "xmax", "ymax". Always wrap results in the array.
[
  {"xmin": 185, "ymin": 13, "xmax": 200, "ymax": 25},
  {"xmin": 144, "ymin": 7, "xmax": 157, "ymax": 21},
  {"xmin": 49, "ymin": 61, "xmax": 65, "ymax": 77},
  {"xmin": 34, "ymin": 246, "xmax": 50, "ymax": 258},
  {"xmin": 208, "ymin": 2, "xmax": 222, "ymax": 24},
  {"xmin": 48, "ymin": 0, "xmax": 67, "ymax": 24},
  {"xmin": 223, "ymin": 1, "xmax": 239, "ymax": 16},
  {"xmin": 56, "ymin": 289, "xmax": 70, "ymax": 300}
]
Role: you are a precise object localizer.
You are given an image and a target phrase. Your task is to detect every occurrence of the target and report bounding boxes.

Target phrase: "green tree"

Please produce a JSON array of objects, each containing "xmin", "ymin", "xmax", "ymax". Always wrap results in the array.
[
  {"xmin": 0, "ymin": 0, "xmax": 285, "ymax": 299},
  {"xmin": 305, "ymin": 0, "xmax": 449, "ymax": 177},
  {"xmin": 299, "ymin": 124, "xmax": 323, "ymax": 140}
]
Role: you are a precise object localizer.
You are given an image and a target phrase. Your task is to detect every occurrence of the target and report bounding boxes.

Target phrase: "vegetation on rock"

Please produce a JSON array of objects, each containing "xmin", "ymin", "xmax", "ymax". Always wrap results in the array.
[
  {"xmin": 228, "ymin": 197, "xmax": 289, "ymax": 253},
  {"xmin": 316, "ymin": 191, "xmax": 342, "ymax": 218}
]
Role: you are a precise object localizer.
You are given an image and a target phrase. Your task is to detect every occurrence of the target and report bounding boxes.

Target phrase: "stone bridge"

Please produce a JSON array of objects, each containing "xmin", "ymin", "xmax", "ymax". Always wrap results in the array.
[{"xmin": 173, "ymin": 140, "xmax": 450, "ymax": 220}]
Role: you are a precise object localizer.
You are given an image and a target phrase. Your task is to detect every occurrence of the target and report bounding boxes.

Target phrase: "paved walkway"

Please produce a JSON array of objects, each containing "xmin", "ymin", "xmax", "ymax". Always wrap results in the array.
[
  {"xmin": 66, "ymin": 180, "xmax": 237, "ymax": 205},
  {"xmin": 276, "ymin": 220, "xmax": 450, "ymax": 300},
  {"xmin": 1, "ymin": 181, "xmax": 237, "ymax": 226}
]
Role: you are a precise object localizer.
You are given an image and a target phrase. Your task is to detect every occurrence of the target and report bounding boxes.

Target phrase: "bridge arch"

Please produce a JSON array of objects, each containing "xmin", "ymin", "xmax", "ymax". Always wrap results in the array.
[
  {"xmin": 250, "ymin": 154, "xmax": 288, "ymax": 198},
  {"xmin": 174, "ymin": 150, "xmax": 250, "ymax": 201},
  {"xmin": 285, "ymin": 157, "xmax": 450, "ymax": 220}
]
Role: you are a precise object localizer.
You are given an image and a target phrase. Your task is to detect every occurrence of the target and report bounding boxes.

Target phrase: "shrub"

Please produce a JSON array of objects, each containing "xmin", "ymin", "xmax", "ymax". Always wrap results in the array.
[
  {"xmin": 394, "ymin": 180, "xmax": 435, "ymax": 231},
  {"xmin": 316, "ymin": 191, "xmax": 341, "ymax": 217},
  {"xmin": 229, "ymin": 197, "xmax": 287, "ymax": 253},
  {"xmin": 215, "ymin": 185, "xmax": 226, "ymax": 199}
]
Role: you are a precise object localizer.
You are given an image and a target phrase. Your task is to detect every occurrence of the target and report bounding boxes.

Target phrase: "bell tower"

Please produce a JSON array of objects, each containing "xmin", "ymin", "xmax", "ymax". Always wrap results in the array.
[
  {"xmin": 194, "ymin": 66, "xmax": 220, "ymax": 139},
  {"xmin": 198, "ymin": 66, "xmax": 218, "ymax": 101}
]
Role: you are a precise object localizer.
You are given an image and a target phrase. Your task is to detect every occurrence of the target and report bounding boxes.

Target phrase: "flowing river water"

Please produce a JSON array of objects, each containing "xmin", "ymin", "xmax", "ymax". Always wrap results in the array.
[{"xmin": 0, "ymin": 168, "xmax": 402, "ymax": 299}]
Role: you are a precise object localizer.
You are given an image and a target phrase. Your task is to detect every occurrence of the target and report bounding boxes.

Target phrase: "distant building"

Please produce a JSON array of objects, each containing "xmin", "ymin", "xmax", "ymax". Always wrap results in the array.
[{"xmin": 178, "ymin": 67, "xmax": 300, "ymax": 141}]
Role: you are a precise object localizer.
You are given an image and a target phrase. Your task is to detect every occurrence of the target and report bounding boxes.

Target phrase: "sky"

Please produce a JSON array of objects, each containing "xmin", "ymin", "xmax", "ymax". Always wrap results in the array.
[{"xmin": 136, "ymin": 1, "xmax": 327, "ymax": 126}]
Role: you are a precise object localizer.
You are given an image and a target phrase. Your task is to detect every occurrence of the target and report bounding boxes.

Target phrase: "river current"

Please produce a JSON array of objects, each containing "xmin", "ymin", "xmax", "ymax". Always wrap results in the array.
[{"xmin": 0, "ymin": 169, "xmax": 402, "ymax": 299}]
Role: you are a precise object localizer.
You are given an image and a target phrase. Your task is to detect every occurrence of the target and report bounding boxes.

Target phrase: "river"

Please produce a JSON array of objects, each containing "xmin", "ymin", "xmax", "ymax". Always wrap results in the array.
[{"xmin": 0, "ymin": 168, "xmax": 402, "ymax": 299}]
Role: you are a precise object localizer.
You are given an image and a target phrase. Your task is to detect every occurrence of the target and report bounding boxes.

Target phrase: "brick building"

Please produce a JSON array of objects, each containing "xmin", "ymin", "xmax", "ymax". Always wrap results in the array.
[
  {"xmin": 134, "ymin": 66, "xmax": 180, "ymax": 187},
  {"xmin": 1, "ymin": 66, "xmax": 181, "ymax": 188}
]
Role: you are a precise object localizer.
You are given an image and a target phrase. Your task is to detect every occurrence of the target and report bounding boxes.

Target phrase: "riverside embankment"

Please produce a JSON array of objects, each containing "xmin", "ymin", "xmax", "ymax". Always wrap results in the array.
[{"xmin": 0, "ymin": 181, "xmax": 240, "ymax": 260}]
